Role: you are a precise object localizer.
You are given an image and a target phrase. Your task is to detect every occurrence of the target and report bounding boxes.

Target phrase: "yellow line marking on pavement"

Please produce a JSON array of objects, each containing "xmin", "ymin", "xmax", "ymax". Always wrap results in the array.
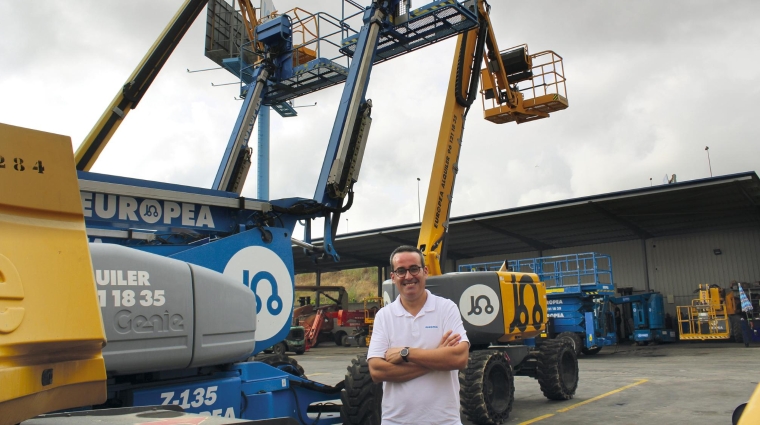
[
  {"xmin": 556, "ymin": 379, "xmax": 649, "ymax": 413},
  {"xmin": 518, "ymin": 379, "xmax": 649, "ymax": 424},
  {"xmin": 518, "ymin": 413, "xmax": 555, "ymax": 424}
]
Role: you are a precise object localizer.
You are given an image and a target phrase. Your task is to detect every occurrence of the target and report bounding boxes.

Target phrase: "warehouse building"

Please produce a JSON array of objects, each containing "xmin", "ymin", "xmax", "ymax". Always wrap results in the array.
[{"xmin": 293, "ymin": 171, "xmax": 760, "ymax": 316}]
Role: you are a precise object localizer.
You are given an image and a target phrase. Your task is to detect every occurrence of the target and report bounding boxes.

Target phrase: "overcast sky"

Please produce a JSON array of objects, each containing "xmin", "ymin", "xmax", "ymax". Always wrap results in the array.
[{"xmin": 2, "ymin": 1, "xmax": 759, "ymax": 239}]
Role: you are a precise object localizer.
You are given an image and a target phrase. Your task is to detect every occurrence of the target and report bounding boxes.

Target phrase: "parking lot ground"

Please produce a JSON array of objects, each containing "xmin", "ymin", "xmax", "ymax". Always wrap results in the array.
[{"xmin": 293, "ymin": 340, "xmax": 759, "ymax": 424}]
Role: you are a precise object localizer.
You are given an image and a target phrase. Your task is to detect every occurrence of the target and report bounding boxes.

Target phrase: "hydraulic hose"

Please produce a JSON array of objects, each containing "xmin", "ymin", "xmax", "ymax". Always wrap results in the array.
[{"xmin": 454, "ymin": 16, "xmax": 489, "ymax": 110}]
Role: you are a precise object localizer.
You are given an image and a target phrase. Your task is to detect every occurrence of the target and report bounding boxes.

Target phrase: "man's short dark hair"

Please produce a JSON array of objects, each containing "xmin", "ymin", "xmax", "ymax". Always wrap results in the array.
[{"xmin": 389, "ymin": 245, "xmax": 425, "ymax": 268}]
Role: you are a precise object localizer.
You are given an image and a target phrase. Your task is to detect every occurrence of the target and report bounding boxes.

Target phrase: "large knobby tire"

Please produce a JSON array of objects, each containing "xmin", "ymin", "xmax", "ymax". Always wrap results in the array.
[
  {"xmin": 340, "ymin": 355, "xmax": 382, "ymax": 425},
  {"xmin": 253, "ymin": 353, "xmax": 305, "ymax": 377},
  {"xmin": 459, "ymin": 350, "xmax": 515, "ymax": 425},
  {"xmin": 536, "ymin": 339, "xmax": 578, "ymax": 400},
  {"xmin": 730, "ymin": 315, "xmax": 743, "ymax": 343},
  {"xmin": 557, "ymin": 332, "xmax": 583, "ymax": 356}
]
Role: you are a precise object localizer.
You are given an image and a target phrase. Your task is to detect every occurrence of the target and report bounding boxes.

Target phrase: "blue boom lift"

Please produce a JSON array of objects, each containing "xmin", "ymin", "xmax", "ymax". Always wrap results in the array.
[
  {"xmin": 609, "ymin": 292, "xmax": 676, "ymax": 345},
  {"xmin": 1, "ymin": 0, "xmax": 482, "ymax": 424},
  {"xmin": 461, "ymin": 252, "xmax": 618, "ymax": 355}
]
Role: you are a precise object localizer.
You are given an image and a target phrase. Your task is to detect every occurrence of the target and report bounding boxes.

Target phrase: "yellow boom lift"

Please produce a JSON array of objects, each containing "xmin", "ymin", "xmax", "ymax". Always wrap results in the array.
[
  {"xmin": 420, "ymin": 4, "xmax": 571, "ymax": 424},
  {"xmin": 418, "ymin": 1, "xmax": 567, "ymax": 275},
  {"xmin": 342, "ymin": 2, "xmax": 571, "ymax": 424},
  {"xmin": 74, "ymin": 0, "xmax": 208, "ymax": 171}
]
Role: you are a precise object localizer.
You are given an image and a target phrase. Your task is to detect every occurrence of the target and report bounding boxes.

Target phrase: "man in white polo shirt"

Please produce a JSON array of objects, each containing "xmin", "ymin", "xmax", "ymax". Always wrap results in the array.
[{"xmin": 367, "ymin": 245, "xmax": 470, "ymax": 425}]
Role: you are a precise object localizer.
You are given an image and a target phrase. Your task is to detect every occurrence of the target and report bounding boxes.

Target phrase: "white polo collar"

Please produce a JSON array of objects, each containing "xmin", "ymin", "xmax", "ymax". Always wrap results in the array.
[{"xmin": 391, "ymin": 289, "xmax": 436, "ymax": 316}]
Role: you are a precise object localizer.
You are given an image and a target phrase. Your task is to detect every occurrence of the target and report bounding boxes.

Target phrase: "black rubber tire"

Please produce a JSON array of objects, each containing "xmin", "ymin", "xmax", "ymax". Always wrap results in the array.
[
  {"xmin": 272, "ymin": 342, "xmax": 287, "ymax": 356},
  {"xmin": 340, "ymin": 355, "xmax": 382, "ymax": 425},
  {"xmin": 357, "ymin": 334, "xmax": 367, "ymax": 347},
  {"xmin": 460, "ymin": 350, "xmax": 515, "ymax": 425},
  {"xmin": 335, "ymin": 331, "xmax": 347, "ymax": 346},
  {"xmin": 730, "ymin": 315, "xmax": 743, "ymax": 343},
  {"xmin": 557, "ymin": 332, "xmax": 582, "ymax": 356},
  {"xmin": 253, "ymin": 353, "xmax": 305, "ymax": 377},
  {"xmin": 732, "ymin": 402, "xmax": 747, "ymax": 425},
  {"xmin": 581, "ymin": 346, "xmax": 602, "ymax": 355},
  {"xmin": 536, "ymin": 339, "xmax": 578, "ymax": 400},
  {"xmin": 294, "ymin": 348, "xmax": 305, "ymax": 355}
]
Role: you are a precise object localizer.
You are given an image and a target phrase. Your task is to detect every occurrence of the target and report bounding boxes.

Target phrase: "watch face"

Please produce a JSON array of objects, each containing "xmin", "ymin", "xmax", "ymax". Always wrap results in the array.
[{"xmin": 401, "ymin": 348, "xmax": 409, "ymax": 356}]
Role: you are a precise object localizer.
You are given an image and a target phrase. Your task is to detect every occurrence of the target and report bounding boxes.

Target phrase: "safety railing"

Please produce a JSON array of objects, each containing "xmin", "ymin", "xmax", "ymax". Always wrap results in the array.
[
  {"xmin": 522, "ymin": 50, "xmax": 567, "ymax": 107},
  {"xmin": 511, "ymin": 253, "xmax": 613, "ymax": 289},
  {"xmin": 676, "ymin": 301, "xmax": 731, "ymax": 340},
  {"xmin": 481, "ymin": 46, "xmax": 569, "ymax": 124},
  {"xmin": 459, "ymin": 253, "xmax": 613, "ymax": 290},
  {"xmin": 206, "ymin": 0, "xmax": 478, "ymax": 107},
  {"xmin": 457, "ymin": 261, "xmax": 504, "ymax": 272},
  {"xmin": 236, "ymin": 8, "xmax": 356, "ymax": 77}
]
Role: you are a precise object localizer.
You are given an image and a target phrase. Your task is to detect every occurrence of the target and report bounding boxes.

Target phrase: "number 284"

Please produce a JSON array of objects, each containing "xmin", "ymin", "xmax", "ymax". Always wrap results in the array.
[{"xmin": 0, "ymin": 156, "xmax": 45, "ymax": 173}]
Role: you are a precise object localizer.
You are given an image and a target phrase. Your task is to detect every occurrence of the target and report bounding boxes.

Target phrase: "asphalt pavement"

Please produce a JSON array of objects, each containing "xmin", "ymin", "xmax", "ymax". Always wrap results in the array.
[{"xmin": 294, "ymin": 340, "xmax": 757, "ymax": 425}]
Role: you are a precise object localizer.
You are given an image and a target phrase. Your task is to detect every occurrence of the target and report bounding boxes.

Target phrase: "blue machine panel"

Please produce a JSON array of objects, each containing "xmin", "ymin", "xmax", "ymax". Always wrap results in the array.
[
  {"xmin": 133, "ymin": 376, "xmax": 241, "ymax": 418},
  {"xmin": 81, "ymin": 191, "xmax": 236, "ymax": 233}
]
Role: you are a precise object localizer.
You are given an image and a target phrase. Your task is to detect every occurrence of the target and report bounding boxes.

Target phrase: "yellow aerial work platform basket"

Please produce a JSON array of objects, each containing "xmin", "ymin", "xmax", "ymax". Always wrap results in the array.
[
  {"xmin": 480, "ymin": 45, "xmax": 568, "ymax": 124},
  {"xmin": 677, "ymin": 284, "xmax": 732, "ymax": 340}
]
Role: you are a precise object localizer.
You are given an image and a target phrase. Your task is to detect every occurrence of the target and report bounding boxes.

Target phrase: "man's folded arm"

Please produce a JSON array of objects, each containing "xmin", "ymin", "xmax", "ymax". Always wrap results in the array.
[
  {"xmin": 367, "ymin": 357, "xmax": 431, "ymax": 383},
  {"xmin": 407, "ymin": 341, "xmax": 469, "ymax": 371}
]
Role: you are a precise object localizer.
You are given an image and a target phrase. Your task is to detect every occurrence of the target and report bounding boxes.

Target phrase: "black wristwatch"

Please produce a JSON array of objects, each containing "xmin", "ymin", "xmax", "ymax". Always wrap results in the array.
[{"xmin": 400, "ymin": 347, "xmax": 410, "ymax": 362}]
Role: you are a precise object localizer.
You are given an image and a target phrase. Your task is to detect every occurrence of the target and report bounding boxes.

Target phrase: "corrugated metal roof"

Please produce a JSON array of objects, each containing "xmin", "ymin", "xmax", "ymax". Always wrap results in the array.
[{"xmin": 293, "ymin": 172, "xmax": 760, "ymax": 274}]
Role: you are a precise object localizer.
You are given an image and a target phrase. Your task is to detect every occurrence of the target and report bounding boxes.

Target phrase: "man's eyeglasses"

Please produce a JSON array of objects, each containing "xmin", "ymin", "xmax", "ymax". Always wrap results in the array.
[{"xmin": 393, "ymin": 266, "xmax": 423, "ymax": 276}]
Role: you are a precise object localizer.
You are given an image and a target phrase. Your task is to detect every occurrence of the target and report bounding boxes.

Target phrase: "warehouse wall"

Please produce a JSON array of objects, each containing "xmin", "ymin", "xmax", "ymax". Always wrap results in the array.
[
  {"xmin": 646, "ymin": 228, "xmax": 760, "ymax": 312},
  {"xmin": 456, "ymin": 227, "xmax": 760, "ymax": 316}
]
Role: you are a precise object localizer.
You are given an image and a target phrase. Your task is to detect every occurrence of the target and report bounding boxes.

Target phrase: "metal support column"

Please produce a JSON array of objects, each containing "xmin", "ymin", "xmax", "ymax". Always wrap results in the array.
[
  {"xmin": 257, "ymin": 106, "xmax": 270, "ymax": 200},
  {"xmin": 377, "ymin": 266, "xmax": 384, "ymax": 296},
  {"xmin": 642, "ymin": 239, "xmax": 651, "ymax": 292}
]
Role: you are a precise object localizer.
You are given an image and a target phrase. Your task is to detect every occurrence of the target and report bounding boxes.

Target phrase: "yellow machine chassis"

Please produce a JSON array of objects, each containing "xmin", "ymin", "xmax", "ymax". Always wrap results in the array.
[
  {"xmin": 495, "ymin": 271, "xmax": 547, "ymax": 342},
  {"xmin": 0, "ymin": 123, "xmax": 107, "ymax": 425}
]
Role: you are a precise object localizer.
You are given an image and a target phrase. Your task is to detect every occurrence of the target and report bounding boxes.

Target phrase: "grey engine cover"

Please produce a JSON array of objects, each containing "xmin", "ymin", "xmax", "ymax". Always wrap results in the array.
[{"xmin": 90, "ymin": 243, "xmax": 256, "ymax": 375}]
